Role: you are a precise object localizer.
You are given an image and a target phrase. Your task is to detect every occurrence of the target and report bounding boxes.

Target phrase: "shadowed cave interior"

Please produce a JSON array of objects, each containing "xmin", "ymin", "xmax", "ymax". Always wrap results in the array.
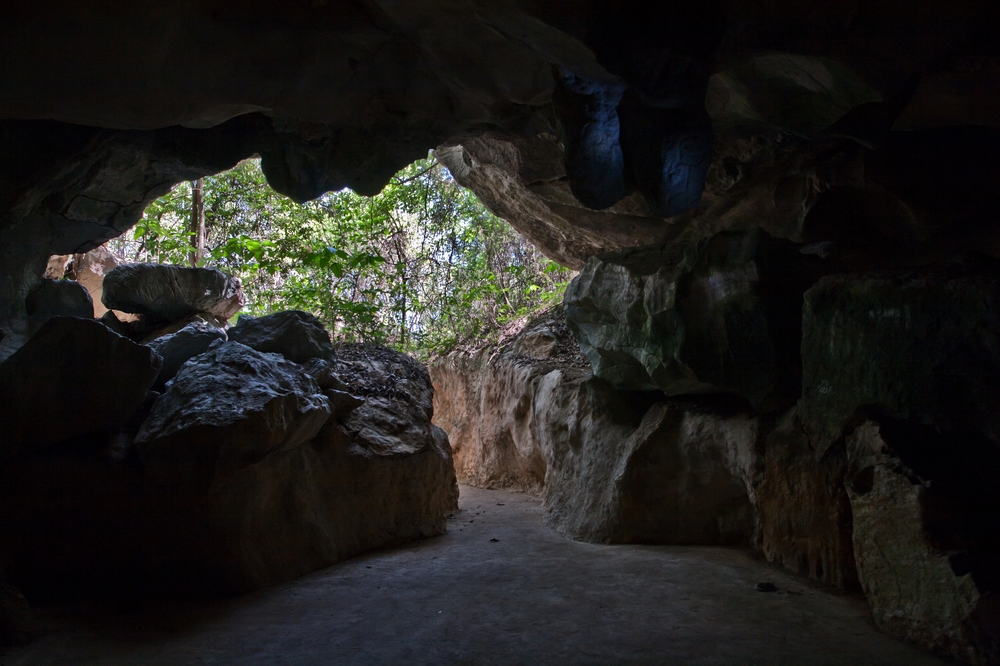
[{"xmin": 1, "ymin": 1, "xmax": 1000, "ymax": 664}]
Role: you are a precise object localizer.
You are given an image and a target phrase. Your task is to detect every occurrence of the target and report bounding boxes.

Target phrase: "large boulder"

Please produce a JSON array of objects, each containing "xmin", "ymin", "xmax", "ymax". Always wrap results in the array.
[
  {"xmin": 798, "ymin": 270, "xmax": 1000, "ymax": 450},
  {"xmin": 845, "ymin": 418, "xmax": 1000, "ymax": 665},
  {"xmin": 145, "ymin": 319, "xmax": 228, "ymax": 390},
  {"xmin": 135, "ymin": 341, "xmax": 331, "ymax": 494},
  {"xmin": 136, "ymin": 340, "xmax": 457, "ymax": 594},
  {"xmin": 0, "ymin": 336, "xmax": 458, "ymax": 598},
  {"xmin": 24, "ymin": 278, "xmax": 93, "ymax": 334},
  {"xmin": 228, "ymin": 310, "xmax": 334, "ymax": 364},
  {"xmin": 0, "ymin": 316, "xmax": 160, "ymax": 462},
  {"xmin": 544, "ymin": 391, "xmax": 761, "ymax": 545},
  {"xmin": 565, "ymin": 229, "xmax": 822, "ymax": 413},
  {"xmin": 102, "ymin": 263, "xmax": 245, "ymax": 323}
]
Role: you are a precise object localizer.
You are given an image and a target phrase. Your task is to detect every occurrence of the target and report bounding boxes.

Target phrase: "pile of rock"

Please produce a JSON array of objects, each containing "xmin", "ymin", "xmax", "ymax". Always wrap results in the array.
[{"xmin": 0, "ymin": 262, "xmax": 458, "ymax": 601}]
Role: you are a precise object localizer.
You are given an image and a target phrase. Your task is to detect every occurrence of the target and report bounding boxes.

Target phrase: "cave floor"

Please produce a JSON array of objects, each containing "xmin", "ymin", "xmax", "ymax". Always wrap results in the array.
[{"xmin": 2, "ymin": 485, "xmax": 944, "ymax": 666}]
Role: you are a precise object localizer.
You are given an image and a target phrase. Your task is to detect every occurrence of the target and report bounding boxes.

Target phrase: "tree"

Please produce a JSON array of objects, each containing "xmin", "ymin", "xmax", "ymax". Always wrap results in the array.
[
  {"xmin": 189, "ymin": 177, "xmax": 205, "ymax": 267},
  {"xmin": 108, "ymin": 156, "xmax": 573, "ymax": 358}
]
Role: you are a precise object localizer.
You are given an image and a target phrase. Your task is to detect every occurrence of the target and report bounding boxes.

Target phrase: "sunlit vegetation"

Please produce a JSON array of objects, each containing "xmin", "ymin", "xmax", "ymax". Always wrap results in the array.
[{"xmin": 108, "ymin": 156, "xmax": 572, "ymax": 357}]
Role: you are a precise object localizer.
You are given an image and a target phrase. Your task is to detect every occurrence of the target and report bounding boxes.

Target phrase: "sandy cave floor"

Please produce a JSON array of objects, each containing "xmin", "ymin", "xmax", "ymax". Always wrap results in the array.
[{"xmin": 1, "ymin": 485, "xmax": 945, "ymax": 666}]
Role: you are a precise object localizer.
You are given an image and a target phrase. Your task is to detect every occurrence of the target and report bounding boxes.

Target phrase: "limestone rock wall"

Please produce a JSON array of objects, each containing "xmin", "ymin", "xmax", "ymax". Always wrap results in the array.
[
  {"xmin": 846, "ymin": 420, "xmax": 1000, "ymax": 665},
  {"xmin": 430, "ymin": 307, "xmax": 591, "ymax": 493},
  {"xmin": 431, "ymin": 306, "xmax": 763, "ymax": 546},
  {"xmin": 435, "ymin": 277, "xmax": 1000, "ymax": 664}
]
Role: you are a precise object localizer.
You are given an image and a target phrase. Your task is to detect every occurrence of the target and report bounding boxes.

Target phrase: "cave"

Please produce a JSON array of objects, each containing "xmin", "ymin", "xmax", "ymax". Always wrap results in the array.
[{"xmin": 2, "ymin": 1, "xmax": 1000, "ymax": 664}]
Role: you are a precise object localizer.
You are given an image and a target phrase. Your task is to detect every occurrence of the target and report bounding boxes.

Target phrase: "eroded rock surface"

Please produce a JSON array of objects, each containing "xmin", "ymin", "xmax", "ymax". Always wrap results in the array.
[
  {"xmin": 846, "ymin": 419, "xmax": 1000, "ymax": 664},
  {"xmin": 0, "ymin": 316, "xmax": 160, "ymax": 462},
  {"xmin": 145, "ymin": 319, "xmax": 227, "ymax": 389},
  {"xmin": 545, "ymin": 394, "xmax": 761, "ymax": 545},
  {"xmin": 228, "ymin": 310, "xmax": 334, "ymax": 364},
  {"xmin": 756, "ymin": 411, "xmax": 859, "ymax": 590},
  {"xmin": 3, "ymin": 4, "xmax": 1000, "ymax": 663},
  {"xmin": 430, "ymin": 308, "xmax": 589, "ymax": 492},
  {"xmin": 102, "ymin": 263, "xmax": 245, "ymax": 324},
  {"xmin": 565, "ymin": 229, "xmax": 820, "ymax": 412},
  {"xmin": 0, "ymin": 319, "xmax": 457, "ymax": 597},
  {"xmin": 135, "ymin": 341, "xmax": 331, "ymax": 494},
  {"xmin": 432, "ymin": 307, "xmax": 760, "ymax": 545},
  {"xmin": 799, "ymin": 270, "xmax": 1000, "ymax": 449}
]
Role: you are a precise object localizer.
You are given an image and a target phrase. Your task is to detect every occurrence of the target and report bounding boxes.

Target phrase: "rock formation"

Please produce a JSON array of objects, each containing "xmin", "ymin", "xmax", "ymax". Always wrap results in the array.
[
  {"xmin": 136, "ymin": 341, "xmax": 333, "ymax": 494},
  {"xmin": 564, "ymin": 229, "xmax": 821, "ymax": 412},
  {"xmin": 2, "ymin": 2, "xmax": 1000, "ymax": 662},
  {"xmin": 24, "ymin": 278, "xmax": 94, "ymax": 335},
  {"xmin": 846, "ymin": 419, "xmax": 1000, "ymax": 665},
  {"xmin": 0, "ymin": 316, "xmax": 160, "ymax": 463},
  {"xmin": 0, "ymin": 307, "xmax": 458, "ymax": 598},
  {"xmin": 102, "ymin": 263, "xmax": 245, "ymax": 324},
  {"xmin": 430, "ymin": 309, "xmax": 589, "ymax": 492},
  {"xmin": 433, "ymin": 298, "xmax": 1000, "ymax": 663},
  {"xmin": 228, "ymin": 310, "xmax": 335, "ymax": 364},
  {"xmin": 145, "ymin": 320, "xmax": 228, "ymax": 389},
  {"xmin": 432, "ymin": 307, "xmax": 761, "ymax": 545}
]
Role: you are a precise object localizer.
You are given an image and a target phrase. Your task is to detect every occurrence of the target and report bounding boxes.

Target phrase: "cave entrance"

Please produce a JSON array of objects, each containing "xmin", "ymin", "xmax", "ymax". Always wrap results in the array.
[{"xmin": 91, "ymin": 155, "xmax": 573, "ymax": 360}]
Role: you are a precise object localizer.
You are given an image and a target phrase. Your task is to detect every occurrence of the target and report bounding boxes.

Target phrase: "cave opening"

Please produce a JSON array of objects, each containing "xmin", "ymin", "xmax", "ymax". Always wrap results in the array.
[{"xmin": 3, "ymin": 2, "xmax": 1000, "ymax": 664}]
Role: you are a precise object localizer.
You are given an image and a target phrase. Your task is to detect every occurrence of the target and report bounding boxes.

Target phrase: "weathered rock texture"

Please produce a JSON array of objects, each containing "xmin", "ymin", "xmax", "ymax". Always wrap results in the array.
[
  {"xmin": 755, "ymin": 411, "xmax": 859, "ymax": 589},
  {"xmin": 436, "ymin": 290, "xmax": 1000, "ymax": 664},
  {"xmin": 24, "ymin": 278, "xmax": 93, "ymax": 335},
  {"xmin": 228, "ymin": 310, "xmax": 334, "ymax": 364},
  {"xmin": 0, "ymin": 335, "xmax": 458, "ymax": 597},
  {"xmin": 544, "ymin": 394, "xmax": 761, "ymax": 545},
  {"xmin": 798, "ymin": 270, "xmax": 1000, "ymax": 449},
  {"xmin": 3, "ymin": 1, "xmax": 999, "ymax": 348},
  {"xmin": 102, "ymin": 263, "xmax": 245, "ymax": 323},
  {"xmin": 3, "ymin": 3, "xmax": 1000, "ymax": 663},
  {"xmin": 145, "ymin": 320, "xmax": 228, "ymax": 389},
  {"xmin": 431, "ymin": 308, "xmax": 590, "ymax": 492},
  {"xmin": 432, "ymin": 307, "xmax": 761, "ymax": 545},
  {"xmin": 846, "ymin": 419, "xmax": 1000, "ymax": 665},
  {"xmin": 565, "ymin": 229, "xmax": 821, "ymax": 412},
  {"xmin": 0, "ymin": 316, "xmax": 160, "ymax": 462},
  {"xmin": 135, "ymin": 341, "xmax": 333, "ymax": 494}
]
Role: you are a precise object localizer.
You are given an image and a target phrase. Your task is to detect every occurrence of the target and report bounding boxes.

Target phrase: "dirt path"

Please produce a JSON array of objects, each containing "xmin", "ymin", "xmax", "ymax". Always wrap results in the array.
[{"xmin": 1, "ymin": 486, "xmax": 943, "ymax": 666}]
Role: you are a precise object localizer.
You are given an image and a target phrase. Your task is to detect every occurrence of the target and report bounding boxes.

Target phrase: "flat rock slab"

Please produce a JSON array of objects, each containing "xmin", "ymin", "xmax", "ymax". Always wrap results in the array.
[
  {"xmin": 102, "ymin": 263, "xmax": 244, "ymax": 323},
  {"xmin": 4, "ymin": 487, "xmax": 946, "ymax": 666}
]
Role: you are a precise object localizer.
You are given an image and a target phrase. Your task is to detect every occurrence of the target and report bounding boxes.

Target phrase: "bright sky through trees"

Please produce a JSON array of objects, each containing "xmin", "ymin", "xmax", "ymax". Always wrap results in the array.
[{"xmin": 108, "ymin": 156, "xmax": 572, "ymax": 358}]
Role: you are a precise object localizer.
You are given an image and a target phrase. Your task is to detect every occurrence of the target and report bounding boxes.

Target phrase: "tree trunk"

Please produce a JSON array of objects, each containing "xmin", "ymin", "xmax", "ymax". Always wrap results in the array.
[{"xmin": 189, "ymin": 178, "xmax": 205, "ymax": 267}]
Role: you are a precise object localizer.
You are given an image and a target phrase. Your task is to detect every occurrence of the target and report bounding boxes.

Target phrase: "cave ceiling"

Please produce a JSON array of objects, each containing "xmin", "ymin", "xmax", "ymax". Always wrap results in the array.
[{"xmin": 1, "ymin": 0, "xmax": 999, "ymax": 318}]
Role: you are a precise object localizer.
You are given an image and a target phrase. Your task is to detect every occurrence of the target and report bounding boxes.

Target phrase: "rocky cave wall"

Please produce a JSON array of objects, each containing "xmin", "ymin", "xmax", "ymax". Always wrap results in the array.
[{"xmin": 3, "ymin": 1, "xmax": 1000, "ymax": 662}]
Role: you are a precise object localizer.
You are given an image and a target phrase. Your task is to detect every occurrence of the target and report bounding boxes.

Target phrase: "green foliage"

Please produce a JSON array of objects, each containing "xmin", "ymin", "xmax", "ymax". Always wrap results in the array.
[{"xmin": 109, "ymin": 156, "xmax": 572, "ymax": 357}]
